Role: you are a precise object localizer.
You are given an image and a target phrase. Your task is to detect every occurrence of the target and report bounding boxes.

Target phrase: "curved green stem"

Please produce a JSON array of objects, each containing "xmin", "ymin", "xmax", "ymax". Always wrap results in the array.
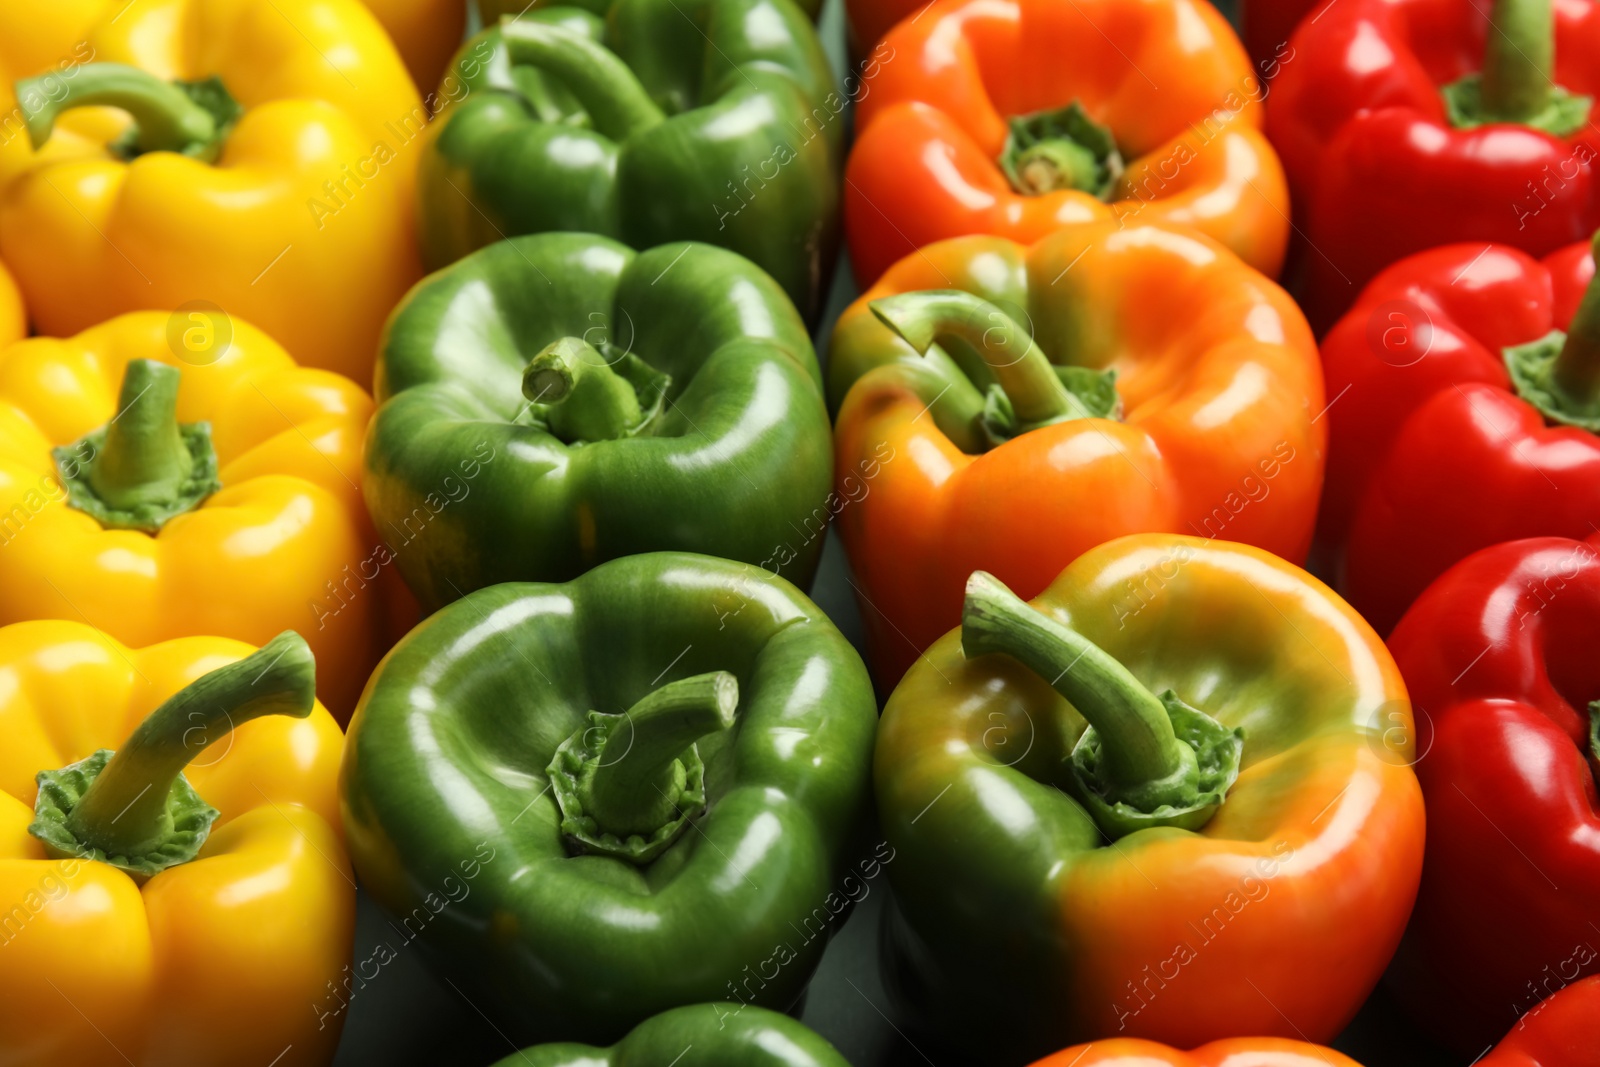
[
  {"xmin": 1553, "ymin": 231, "xmax": 1600, "ymax": 400},
  {"xmin": 29, "ymin": 632, "xmax": 317, "ymax": 878},
  {"xmin": 499, "ymin": 16, "xmax": 665, "ymax": 140},
  {"xmin": 1480, "ymin": 0, "xmax": 1552, "ymax": 123},
  {"xmin": 960, "ymin": 571, "xmax": 1243, "ymax": 839},
  {"xmin": 1503, "ymin": 230, "xmax": 1600, "ymax": 430},
  {"xmin": 962, "ymin": 572, "xmax": 1184, "ymax": 787},
  {"xmin": 54, "ymin": 360, "xmax": 220, "ymax": 533},
  {"xmin": 581, "ymin": 672, "xmax": 738, "ymax": 836},
  {"xmin": 869, "ymin": 291, "xmax": 1079, "ymax": 427},
  {"xmin": 16, "ymin": 63, "xmax": 218, "ymax": 155},
  {"xmin": 524, "ymin": 337, "xmax": 646, "ymax": 442},
  {"xmin": 547, "ymin": 672, "xmax": 738, "ymax": 864}
]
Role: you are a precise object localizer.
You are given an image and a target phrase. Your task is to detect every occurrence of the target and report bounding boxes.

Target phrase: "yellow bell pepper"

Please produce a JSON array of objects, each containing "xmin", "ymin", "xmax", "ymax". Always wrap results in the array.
[
  {"xmin": 0, "ymin": 0, "xmax": 424, "ymax": 385},
  {"xmin": 0, "ymin": 622, "xmax": 351, "ymax": 1067},
  {"xmin": 363, "ymin": 0, "xmax": 467, "ymax": 99},
  {"xmin": 0, "ymin": 311, "xmax": 391, "ymax": 718},
  {"xmin": 0, "ymin": 261, "xmax": 21, "ymax": 346}
]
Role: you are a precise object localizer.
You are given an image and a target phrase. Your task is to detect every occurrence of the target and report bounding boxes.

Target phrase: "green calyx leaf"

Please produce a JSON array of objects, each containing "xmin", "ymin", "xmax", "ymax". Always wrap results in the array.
[
  {"xmin": 1504, "ymin": 329, "xmax": 1600, "ymax": 432},
  {"xmin": 547, "ymin": 710, "xmax": 710, "ymax": 865},
  {"xmin": 980, "ymin": 365, "xmax": 1121, "ymax": 447},
  {"xmin": 1441, "ymin": 74, "xmax": 1592, "ymax": 137},
  {"xmin": 54, "ymin": 422, "xmax": 221, "ymax": 534},
  {"xmin": 29, "ymin": 749, "xmax": 219, "ymax": 881},
  {"xmin": 109, "ymin": 76, "xmax": 243, "ymax": 163},
  {"xmin": 998, "ymin": 101, "xmax": 1123, "ymax": 199},
  {"xmin": 523, "ymin": 344, "xmax": 671, "ymax": 444},
  {"xmin": 1068, "ymin": 690, "xmax": 1244, "ymax": 838}
]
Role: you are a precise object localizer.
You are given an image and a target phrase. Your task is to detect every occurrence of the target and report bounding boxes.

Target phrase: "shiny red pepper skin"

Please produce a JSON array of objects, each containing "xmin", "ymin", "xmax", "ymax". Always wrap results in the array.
[
  {"xmin": 1480, "ymin": 975, "xmax": 1600, "ymax": 1067},
  {"xmin": 1385, "ymin": 536, "xmax": 1600, "ymax": 1054},
  {"xmin": 1319, "ymin": 237, "xmax": 1600, "ymax": 634},
  {"xmin": 1265, "ymin": 0, "xmax": 1600, "ymax": 331}
]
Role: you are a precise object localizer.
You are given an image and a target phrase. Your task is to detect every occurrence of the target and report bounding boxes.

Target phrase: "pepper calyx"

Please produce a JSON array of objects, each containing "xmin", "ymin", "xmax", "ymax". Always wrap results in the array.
[
  {"xmin": 980, "ymin": 365, "xmax": 1121, "ymax": 447},
  {"xmin": 998, "ymin": 101, "xmax": 1123, "ymax": 199},
  {"xmin": 547, "ymin": 671, "xmax": 738, "ymax": 865},
  {"xmin": 523, "ymin": 337, "xmax": 670, "ymax": 444},
  {"xmin": 55, "ymin": 359, "xmax": 221, "ymax": 534},
  {"xmin": 1504, "ymin": 329, "xmax": 1600, "ymax": 432},
  {"xmin": 26, "ymin": 631, "xmax": 316, "ymax": 881},
  {"xmin": 31, "ymin": 749, "xmax": 218, "ymax": 877},
  {"xmin": 1069, "ymin": 689, "xmax": 1245, "ymax": 837},
  {"xmin": 1441, "ymin": 74, "xmax": 1591, "ymax": 137}
]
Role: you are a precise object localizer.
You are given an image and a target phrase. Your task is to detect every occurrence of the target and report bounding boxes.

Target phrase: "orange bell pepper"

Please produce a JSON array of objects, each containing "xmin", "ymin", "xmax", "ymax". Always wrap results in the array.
[
  {"xmin": 831, "ymin": 221, "xmax": 1323, "ymax": 686},
  {"xmin": 0, "ymin": 0, "xmax": 423, "ymax": 384},
  {"xmin": 844, "ymin": 0, "xmax": 1288, "ymax": 287},
  {"xmin": 1030, "ymin": 1038, "xmax": 1366, "ymax": 1067},
  {"xmin": 0, "ymin": 311, "xmax": 391, "ymax": 718},
  {"xmin": 0, "ymin": 623, "xmax": 351, "ymax": 1066}
]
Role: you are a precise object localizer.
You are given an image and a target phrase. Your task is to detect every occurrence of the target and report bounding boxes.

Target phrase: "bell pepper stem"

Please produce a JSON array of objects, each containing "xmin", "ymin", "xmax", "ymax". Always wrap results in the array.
[
  {"xmin": 1480, "ymin": 0, "xmax": 1552, "ymax": 122},
  {"xmin": 499, "ymin": 17, "xmax": 665, "ymax": 141},
  {"xmin": 579, "ymin": 671, "xmax": 738, "ymax": 837},
  {"xmin": 88, "ymin": 360, "xmax": 194, "ymax": 510},
  {"xmin": 30, "ymin": 632, "xmax": 316, "ymax": 878},
  {"xmin": 15, "ymin": 62, "xmax": 218, "ymax": 154},
  {"xmin": 961, "ymin": 572, "xmax": 1184, "ymax": 787},
  {"xmin": 961, "ymin": 572, "xmax": 1243, "ymax": 839},
  {"xmin": 1552, "ymin": 231, "xmax": 1600, "ymax": 399},
  {"xmin": 524, "ymin": 337, "xmax": 646, "ymax": 442},
  {"xmin": 869, "ymin": 291, "xmax": 1079, "ymax": 427}
]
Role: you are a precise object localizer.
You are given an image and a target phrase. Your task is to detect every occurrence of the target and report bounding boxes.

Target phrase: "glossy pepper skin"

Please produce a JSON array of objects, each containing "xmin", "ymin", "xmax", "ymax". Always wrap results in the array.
[
  {"xmin": 0, "ymin": 311, "xmax": 388, "ymax": 719},
  {"xmin": 479, "ymin": 0, "xmax": 825, "ymax": 20},
  {"xmin": 1480, "ymin": 976, "xmax": 1600, "ymax": 1067},
  {"xmin": 876, "ymin": 535, "xmax": 1425, "ymax": 1062},
  {"xmin": 1238, "ymin": 0, "xmax": 1316, "ymax": 73},
  {"xmin": 1266, "ymin": 0, "xmax": 1600, "ymax": 331},
  {"xmin": 1319, "ymin": 237, "xmax": 1600, "ymax": 635},
  {"xmin": 366, "ymin": 233, "xmax": 833, "ymax": 611},
  {"xmin": 1030, "ymin": 1038, "xmax": 1365, "ymax": 1067},
  {"xmin": 362, "ymin": 0, "xmax": 466, "ymax": 98},
  {"xmin": 490, "ymin": 1003, "xmax": 851, "ymax": 1066},
  {"xmin": 844, "ymin": 0, "xmax": 1289, "ymax": 288},
  {"xmin": 0, "ymin": 262, "xmax": 21, "ymax": 345},
  {"xmin": 0, "ymin": 623, "xmax": 351, "ymax": 1066},
  {"xmin": 0, "ymin": 0, "xmax": 423, "ymax": 383},
  {"xmin": 831, "ymin": 222, "xmax": 1324, "ymax": 686},
  {"xmin": 342, "ymin": 552, "xmax": 878, "ymax": 1044},
  {"xmin": 420, "ymin": 1, "xmax": 840, "ymax": 323},
  {"xmin": 1384, "ymin": 536, "xmax": 1600, "ymax": 1053}
]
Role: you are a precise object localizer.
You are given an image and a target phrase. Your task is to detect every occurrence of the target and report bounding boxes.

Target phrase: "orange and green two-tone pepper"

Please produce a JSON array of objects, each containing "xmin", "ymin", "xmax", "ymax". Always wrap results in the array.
[{"xmin": 876, "ymin": 535, "xmax": 1425, "ymax": 1062}]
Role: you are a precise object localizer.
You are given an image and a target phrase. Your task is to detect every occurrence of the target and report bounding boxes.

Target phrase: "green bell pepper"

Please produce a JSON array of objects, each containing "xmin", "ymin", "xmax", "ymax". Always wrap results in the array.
[
  {"xmin": 341, "ymin": 551, "xmax": 878, "ymax": 1044},
  {"xmin": 424, "ymin": 0, "xmax": 840, "ymax": 322},
  {"xmin": 489, "ymin": 1003, "xmax": 850, "ymax": 1066},
  {"xmin": 364, "ymin": 232, "xmax": 834, "ymax": 611},
  {"xmin": 478, "ymin": 0, "xmax": 826, "ymax": 21}
]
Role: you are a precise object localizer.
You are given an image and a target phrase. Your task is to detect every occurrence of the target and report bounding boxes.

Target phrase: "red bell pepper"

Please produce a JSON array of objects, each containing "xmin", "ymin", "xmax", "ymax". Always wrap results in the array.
[
  {"xmin": 1481, "ymin": 975, "xmax": 1600, "ymax": 1067},
  {"xmin": 1265, "ymin": 0, "xmax": 1600, "ymax": 331},
  {"xmin": 1386, "ymin": 535, "xmax": 1600, "ymax": 1053},
  {"xmin": 1320, "ymin": 232, "xmax": 1600, "ymax": 634}
]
